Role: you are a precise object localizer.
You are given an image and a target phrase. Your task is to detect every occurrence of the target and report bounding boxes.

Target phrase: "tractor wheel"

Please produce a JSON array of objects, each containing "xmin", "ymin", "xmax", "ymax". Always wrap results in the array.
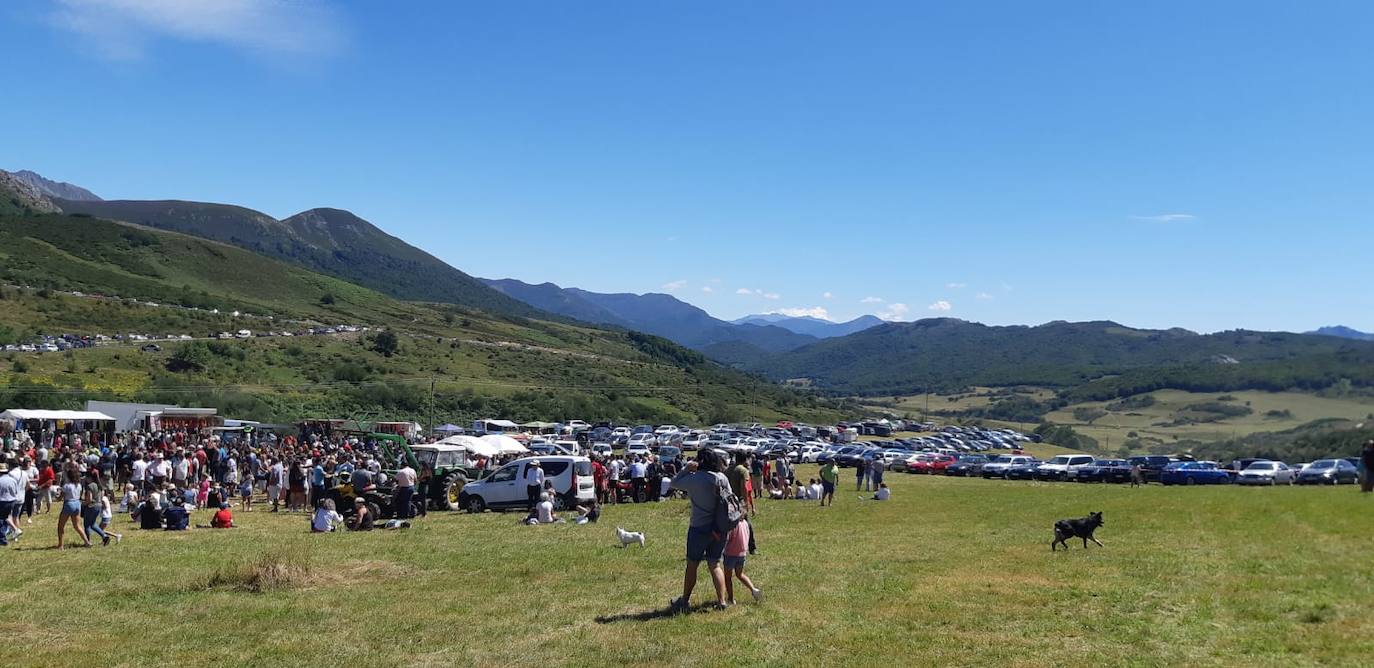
[{"xmin": 441, "ymin": 473, "xmax": 467, "ymax": 511}]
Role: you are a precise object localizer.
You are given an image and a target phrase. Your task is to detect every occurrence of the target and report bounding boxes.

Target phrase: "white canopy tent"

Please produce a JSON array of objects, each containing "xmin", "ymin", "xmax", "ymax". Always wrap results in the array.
[
  {"xmin": 480, "ymin": 433, "xmax": 529, "ymax": 455},
  {"xmin": 437, "ymin": 434, "xmax": 500, "ymax": 458},
  {"xmin": 1, "ymin": 409, "xmax": 117, "ymax": 422}
]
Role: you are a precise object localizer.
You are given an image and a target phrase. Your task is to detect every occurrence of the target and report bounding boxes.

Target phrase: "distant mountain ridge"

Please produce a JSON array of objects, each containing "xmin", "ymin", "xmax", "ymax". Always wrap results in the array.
[
  {"xmin": 7, "ymin": 169, "xmax": 101, "ymax": 201},
  {"xmin": 0, "ymin": 170, "xmax": 62, "ymax": 215},
  {"xmin": 54, "ymin": 197, "xmax": 544, "ymax": 319},
  {"xmin": 1307, "ymin": 326, "xmax": 1374, "ymax": 341},
  {"xmin": 482, "ymin": 278, "xmax": 818, "ymax": 353},
  {"xmin": 732, "ymin": 313, "xmax": 884, "ymax": 338},
  {"xmin": 738, "ymin": 317, "xmax": 1374, "ymax": 396}
]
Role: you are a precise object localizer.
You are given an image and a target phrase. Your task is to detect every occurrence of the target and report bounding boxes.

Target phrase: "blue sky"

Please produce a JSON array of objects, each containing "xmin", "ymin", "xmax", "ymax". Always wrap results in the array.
[{"xmin": 3, "ymin": 1, "xmax": 1372, "ymax": 333}]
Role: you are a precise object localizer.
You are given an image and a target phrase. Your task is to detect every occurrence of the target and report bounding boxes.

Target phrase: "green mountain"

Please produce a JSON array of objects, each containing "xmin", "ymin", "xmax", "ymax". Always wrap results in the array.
[
  {"xmin": 0, "ymin": 209, "xmax": 841, "ymax": 426},
  {"xmin": 742, "ymin": 318, "xmax": 1374, "ymax": 397},
  {"xmin": 54, "ymin": 198, "xmax": 543, "ymax": 319}
]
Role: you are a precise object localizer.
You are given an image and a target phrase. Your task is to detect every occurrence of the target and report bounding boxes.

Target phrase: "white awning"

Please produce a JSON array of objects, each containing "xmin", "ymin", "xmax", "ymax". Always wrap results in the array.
[
  {"xmin": 1, "ymin": 409, "xmax": 117, "ymax": 422},
  {"xmin": 480, "ymin": 434, "xmax": 529, "ymax": 455}
]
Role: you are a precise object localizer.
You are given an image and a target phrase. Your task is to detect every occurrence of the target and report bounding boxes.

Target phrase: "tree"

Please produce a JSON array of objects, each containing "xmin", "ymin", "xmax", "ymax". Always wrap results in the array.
[
  {"xmin": 319, "ymin": 293, "xmax": 336, "ymax": 305},
  {"xmin": 372, "ymin": 330, "xmax": 400, "ymax": 357},
  {"xmin": 167, "ymin": 341, "xmax": 212, "ymax": 373}
]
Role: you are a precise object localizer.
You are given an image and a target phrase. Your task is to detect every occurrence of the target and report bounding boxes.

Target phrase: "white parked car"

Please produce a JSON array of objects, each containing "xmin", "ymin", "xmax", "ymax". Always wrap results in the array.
[
  {"xmin": 1035, "ymin": 454, "xmax": 1096, "ymax": 481},
  {"xmin": 458, "ymin": 456, "xmax": 594, "ymax": 512},
  {"xmin": 626, "ymin": 442, "xmax": 651, "ymax": 457},
  {"xmin": 627, "ymin": 433, "xmax": 656, "ymax": 449},
  {"xmin": 1237, "ymin": 460, "xmax": 1295, "ymax": 485},
  {"xmin": 590, "ymin": 443, "xmax": 613, "ymax": 458},
  {"xmin": 982, "ymin": 455, "xmax": 1035, "ymax": 478}
]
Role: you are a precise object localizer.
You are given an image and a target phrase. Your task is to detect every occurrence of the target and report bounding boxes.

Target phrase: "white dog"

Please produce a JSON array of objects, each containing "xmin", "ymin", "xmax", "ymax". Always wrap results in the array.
[{"xmin": 615, "ymin": 527, "xmax": 645, "ymax": 548}]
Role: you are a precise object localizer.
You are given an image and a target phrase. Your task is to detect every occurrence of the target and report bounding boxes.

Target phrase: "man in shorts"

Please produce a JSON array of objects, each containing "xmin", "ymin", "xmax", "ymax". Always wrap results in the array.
[
  {"xmin": 819, "ymin": 460, "xmax": 838, "ymax": 507},
  {"xmin": 668, "ymin": 450, "xmax": 729, "ymax": 613}
]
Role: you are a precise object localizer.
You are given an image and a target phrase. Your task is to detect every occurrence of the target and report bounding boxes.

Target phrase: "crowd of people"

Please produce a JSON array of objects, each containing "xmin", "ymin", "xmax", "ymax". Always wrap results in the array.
[{"xmin": 0, "ymin": 423, "xmax": 444, "ymax": 547}]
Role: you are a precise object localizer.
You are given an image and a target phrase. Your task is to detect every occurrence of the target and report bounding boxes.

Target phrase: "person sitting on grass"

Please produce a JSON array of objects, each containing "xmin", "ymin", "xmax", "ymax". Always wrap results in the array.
[
  {"xmin": 346, "ymin": 497, "xmax": 375, "ymax": 531},
  {"xmin": 312, "ymin": 499, "xmax": 343, "ymax": 533},
  {"xmin": 210, "ymin": 503, "xmax": 235, "ymax": 528},
  {"xmin": 872, "ymin": 482, "xmax": 890, "ymax": 501},
  {"xmin": 163, "ymin": 497, "xmax": 191, "ymax": 531},
  {"xmin": 134, "ymin": 493, "xmax": 163, "ymax": 530},
  {"xmin": 525, "ymin": 492, "xmax": 561, "ymax": 524},
  {"xmin": 575, "ymin": 498, "xmax": 600, "ymax": 525}
]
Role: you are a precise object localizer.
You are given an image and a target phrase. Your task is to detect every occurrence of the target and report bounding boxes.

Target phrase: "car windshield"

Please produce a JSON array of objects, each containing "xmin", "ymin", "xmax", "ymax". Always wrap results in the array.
[
  {"xmin": 1311, "ymin": 460, "xmax": 1335, "ymax": 469},
  {"xmin": 1245, "ymin": 462, "xmax": 1275, "ymax": 470},
  {"xmin": 1050, "ymin": 456, "xmax": 1070, "ymax": 464},
  {"xmin": 991, "ymin": 456, "xmax": 1013, "ymax": 463}
]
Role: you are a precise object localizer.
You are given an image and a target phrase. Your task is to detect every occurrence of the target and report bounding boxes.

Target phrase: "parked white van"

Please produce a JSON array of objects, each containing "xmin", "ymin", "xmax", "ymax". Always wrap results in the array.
[{"xmin": 458, "ymin": 456, "xmax": 594, "ymax": 513}]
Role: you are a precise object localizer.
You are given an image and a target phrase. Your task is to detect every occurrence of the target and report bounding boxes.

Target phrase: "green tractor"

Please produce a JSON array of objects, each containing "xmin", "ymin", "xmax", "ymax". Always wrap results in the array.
[{"xmin": 372, "ymin": 434, "xmax": 484, "ymax": 511}]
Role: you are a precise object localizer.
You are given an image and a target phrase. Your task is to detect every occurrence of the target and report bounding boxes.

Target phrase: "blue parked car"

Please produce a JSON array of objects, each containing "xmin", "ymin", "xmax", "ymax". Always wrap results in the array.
[{"xmin": 1160, "ymin": 461, "xmax": 1232, "ymax": 486}]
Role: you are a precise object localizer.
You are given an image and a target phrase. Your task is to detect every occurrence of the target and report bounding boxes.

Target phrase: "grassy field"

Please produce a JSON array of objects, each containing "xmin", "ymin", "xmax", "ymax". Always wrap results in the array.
[{"xmin": 5, "ymin": 467, "xmax": 1372, "ymax": 667}]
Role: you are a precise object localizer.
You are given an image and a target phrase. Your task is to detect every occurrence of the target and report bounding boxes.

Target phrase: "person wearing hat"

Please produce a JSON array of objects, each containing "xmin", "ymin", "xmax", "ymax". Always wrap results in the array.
[{"xmin": 524, "ymin": 459, "xmax": 544, "ymax": 512}]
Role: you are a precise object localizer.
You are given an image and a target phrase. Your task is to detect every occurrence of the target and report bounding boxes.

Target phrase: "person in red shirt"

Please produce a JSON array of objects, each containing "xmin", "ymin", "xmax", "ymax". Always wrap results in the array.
[
  {"xmin": 592, "ymin": 458, "xmax": 608, "ymax": 504},
  {"xmin": 35, "ymin": 462, "xmax": 56, "ymax": 515},
  {"xmin": 210, "ymin": 503, "xmax": 235, "ymax": 528}
]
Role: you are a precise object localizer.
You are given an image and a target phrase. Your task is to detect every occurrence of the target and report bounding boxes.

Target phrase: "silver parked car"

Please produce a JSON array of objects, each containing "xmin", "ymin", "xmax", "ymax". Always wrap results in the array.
[{"xmin": 1237, "ymin": 460, "xmax": 1295, "ymax": 485}]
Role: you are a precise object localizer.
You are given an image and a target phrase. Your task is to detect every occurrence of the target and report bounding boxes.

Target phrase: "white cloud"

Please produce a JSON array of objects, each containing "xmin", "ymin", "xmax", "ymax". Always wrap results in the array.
[
  {"xmin": 945, "ymin": 282, "xmax": 967, "ymax": 289},
  {"xmin": 860, "ymin": 296, "xmax": 885, "ymax": 304},
  {"xmin": 822, "ymin": 291, "xmax": 834, "ymax": 300},
  {"xmin": 661, "ymin": 279, "xmax": 687, "ymax": 291},
  {"xmin": 1131, "ymin": 213, "xmax": 1196, "ymax": 223},
  {"xmin": 736, "ymin": 288, "xmax": 780, "ymax": 299},
  {"xmin": 700, "ymin": 286, "xmax": 714, "ymax": 294},
  {"xmin": 49, "ymin": 0, "xmax": 346, "ymax": 61},
  {"xmin": 927, "ymin": 300, "xmax": 953, "ymax": 312},
  {"xmin": 879, "ymin": 303, "xmax": 911, "ymax": 321},
  {"xmin": 767, "ymin": 307, "xmax": 831, "ymax": 320},
  {"xmin": 976, "ymin": 292, "xmax": 994, "ymax": 300}
]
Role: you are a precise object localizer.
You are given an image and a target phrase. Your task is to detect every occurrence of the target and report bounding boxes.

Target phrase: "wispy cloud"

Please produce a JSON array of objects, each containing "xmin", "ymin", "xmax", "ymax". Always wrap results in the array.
[
  {"xmin": 661, "ymin": 279, "xmax": 687, "ymax": 291},
  {"xmin": 945, "ymin": 282, "xmax": 967, "ymax": 289},
  {"xmin": 879, "ymin": 303, "xmax": 910, "ymax": 321},
  {"xmin": 822, "ymin": 291, "xmax": 834, "ymax": 300},
  {"xmin": 976, "ymin": 292, "xmax": 994, "ymax": 301},
  {"xmin": 700, "ymin": 286, "xmax": 714, "ymax": 294},
  {"xmin": 927, "ymin": 300, "xmax": 953, "ymax": 312},
  {"xmin": 736, "ymin": 288, "xmax": 781, "ymax": 300},
  {"xmin": 48, "ymin": 0, "xmax": 346, "ymax": 62},
  {"xmin": 767, "ymin": 307, "xmax": 831, "ymax": 320},
  {"xmin": 1131, "ymin": 213, "xmax": 1196, "ymax": 223},
  {"xmin": 860, "ymin": 296, "xmax": 884, "ymax": 304}
]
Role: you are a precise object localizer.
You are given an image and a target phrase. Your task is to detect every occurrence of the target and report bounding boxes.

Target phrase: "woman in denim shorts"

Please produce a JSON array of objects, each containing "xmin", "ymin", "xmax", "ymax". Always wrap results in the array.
[{"xmin": 57, "ymin": 469, "xmax": 90, "ymax": 549}]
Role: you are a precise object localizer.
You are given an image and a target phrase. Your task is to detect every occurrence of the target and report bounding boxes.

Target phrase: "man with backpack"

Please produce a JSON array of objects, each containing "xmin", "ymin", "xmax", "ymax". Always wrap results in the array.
[{"xmin": 668, "ymin": 449, "xmax": 738, "ymax": 613}]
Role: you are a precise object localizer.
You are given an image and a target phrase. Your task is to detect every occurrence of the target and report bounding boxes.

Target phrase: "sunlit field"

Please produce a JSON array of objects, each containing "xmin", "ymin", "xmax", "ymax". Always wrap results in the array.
[{"xmin": 4, "ymin": 467, "xmax": 1372, "ymax": 667}]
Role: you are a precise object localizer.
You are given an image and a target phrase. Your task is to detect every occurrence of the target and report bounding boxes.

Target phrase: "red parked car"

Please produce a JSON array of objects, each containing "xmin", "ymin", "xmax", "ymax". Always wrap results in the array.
[{"xmin": 911, "ymin": 454, "xmax": 956, "ymax": 474}]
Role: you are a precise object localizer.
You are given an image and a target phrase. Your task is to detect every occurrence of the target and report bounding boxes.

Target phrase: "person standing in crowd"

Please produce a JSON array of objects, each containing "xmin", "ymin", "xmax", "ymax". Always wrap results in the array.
[
  {"xmin": 82, "ymin": 471, "xmax": 113, "ymax": 546},
  {"xmin": 592, "ymin": 456, "xmax": 608, "ymax": 505},
  {"xmin": 287, "ymin": 458, "xmax": 307, "ymax": 512},
  {"xmin": 0, "ymin": 461, "xmax": 19, "ymax": 546},
  {"xmin": 749, "ymin": 455, "xmax": 764, "ymax": 500},
  {"xmin": 310, "ymin": 458, "xmax": 326, "ymax": 509},
  {"xmin": 646, "ymin": 455, "xmax": 662, "ymax": 502},
  {"xmin": 524, "ymin": 459, "xmax": 544, "ymax": 511},
  {"xmin": 393, "ymin": 460, "xmax": 417, "ymax": 519},
  {"xmin": 16, "ymin": 457, "xmax": 36, "ymax": 525},
  {"xmin": 130, "ymin": 452, "xmax": 147, "ymax": 495},
  {"xmin": 35, "ymin": 458, "xmax": 54, "ymax": 515},
  {"xmin": 629, "ymin": 456, "xmax": 647, "ymax": 502},
  {"xmin": 267, "ymin": 457, "xmax": 284, "ymax": 512},
  {"xmin": 855, "ymin": 456, "xmax": 868, "ymax": 492},
  {"xmin": 99, "ymin": 490, "xmax": 123, "ymax": 544},
  {"xmin": 819, "ymin": 460, "xmax": 838, "ymax": 507},
  {"xmin": 56, "ymin": 468, "xmax": 90, "ymax": 549},
  {"xmin": 1361, "ymin": 440, "xmax": 1374, "ymax": 493},
  {"xmin": 668, "ymin": 450, "xmax": 730, "ymax": 613},
  {"xmin": 868, "ymin": 455, "xmax": 885, "ymax": 492}
]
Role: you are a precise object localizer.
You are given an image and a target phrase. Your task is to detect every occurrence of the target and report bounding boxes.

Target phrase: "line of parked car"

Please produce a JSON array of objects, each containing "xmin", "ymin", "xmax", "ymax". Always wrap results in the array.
[{"xmin": 899, "ymin": 451, "xmax": 1365, "ymax": 486}]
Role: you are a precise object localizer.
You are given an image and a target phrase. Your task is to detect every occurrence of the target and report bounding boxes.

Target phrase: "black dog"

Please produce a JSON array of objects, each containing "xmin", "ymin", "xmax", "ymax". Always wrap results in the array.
[{"xmin": 1051, "ymin": 511, "xmax": 1104, "ymax": 551}]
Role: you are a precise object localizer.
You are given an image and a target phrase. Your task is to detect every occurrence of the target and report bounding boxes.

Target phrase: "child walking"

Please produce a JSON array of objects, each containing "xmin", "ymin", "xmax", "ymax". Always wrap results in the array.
[
  {"xmin": 723, "ymin": 519, "xmax": 763, "ymax": 605},
  {"xmin": 99, "ymin": 492, "xmax": 123, "ymax": 545}
]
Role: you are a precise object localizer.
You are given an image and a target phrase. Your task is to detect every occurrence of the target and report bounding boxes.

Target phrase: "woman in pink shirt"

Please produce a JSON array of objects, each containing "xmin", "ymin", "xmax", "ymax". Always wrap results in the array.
[{"xmin": 722, "ymin": 519, "xmax": 763, "ymax": 606}]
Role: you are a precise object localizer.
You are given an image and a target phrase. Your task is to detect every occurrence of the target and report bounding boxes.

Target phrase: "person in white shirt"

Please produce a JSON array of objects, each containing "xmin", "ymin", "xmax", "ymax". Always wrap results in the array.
[
  {"xmin": 311, "ymin": 499, "xmax": 343, "ymax": 532},
  {"xmin": 808, "ymin": 480, "xmax": 823, "ymax": 500},
  {"xmin": 130, "ymin": 454, "xmax": 148, "ymax": 493},
  {"xmin": 873, "ymin": 483, "xmax": 891, "ymax": 501},
  {"xmin": 530, "ymin": 492, "xmax": 557, "ymax": 524},
  {"xmin": 392, "ymin": 464, "xmax": 417, "ymax": 519},
  {"xmin": 523, "ymin": 460, "xmax": 545, "ymax": 512}
]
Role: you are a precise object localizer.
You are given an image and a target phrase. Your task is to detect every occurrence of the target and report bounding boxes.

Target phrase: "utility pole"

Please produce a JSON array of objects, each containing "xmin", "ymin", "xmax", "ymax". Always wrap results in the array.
[{"xmin": 428, "ymin": 377, "xmax": 436, "ymax": 441}]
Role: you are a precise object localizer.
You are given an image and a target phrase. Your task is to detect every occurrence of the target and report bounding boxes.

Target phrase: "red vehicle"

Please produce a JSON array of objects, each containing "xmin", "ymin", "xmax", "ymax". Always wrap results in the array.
[{"xmin": 911, "ymin": 454, "xmax": 957, "ymax": 474}]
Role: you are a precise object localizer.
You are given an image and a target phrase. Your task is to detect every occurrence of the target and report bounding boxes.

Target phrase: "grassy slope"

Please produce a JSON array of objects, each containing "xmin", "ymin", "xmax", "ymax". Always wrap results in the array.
[
  {"xmin": 4, "ymin": 472, "xmax": 1371, "ymax": 666},
  {"xmin": 0, "ymin": 213, "xmax": 839, "ymax": 425}
]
